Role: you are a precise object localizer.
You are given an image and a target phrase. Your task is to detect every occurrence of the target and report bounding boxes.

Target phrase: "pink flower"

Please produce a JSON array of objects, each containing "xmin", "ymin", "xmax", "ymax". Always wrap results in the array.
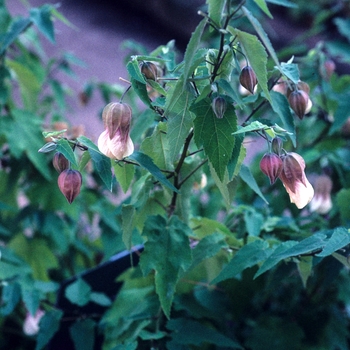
[
  {"xmin": 309, "ymin": 174, "xmax": 333, "ymax": 214},
  {"xmin": 260, "ymin": 153, "xmax": 283, "ymax": 184},
  {"xmin": 279, "ymin": 152, "xmax": 314, "ymax": 209},
  {"xmin": 97, "ymin": 102, "xmax": 134, "ymax": 160},
  {"xmin": 23, "ymin": 309, "xmax": 45, "ymax": 336}
]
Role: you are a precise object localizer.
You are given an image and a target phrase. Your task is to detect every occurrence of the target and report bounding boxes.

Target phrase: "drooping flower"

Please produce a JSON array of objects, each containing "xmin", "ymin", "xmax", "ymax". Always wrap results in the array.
[
  {"xmin": 279, "ymin": 152, "xmax": 314, "ymax": 209},
  {"xmin": 23, "ymin": 309, "xmax": 45, "ymax": 336},
  {"xmin": 58, "ymin": 169, "xmax": 82, "ymax": 204},
  {"xmin": 260, "ymin": 152, "xmax": 283, "ymax": 184},
  {"xmin": 97, "ymin": 102, "xmax": 134, "ymax": 160},
  {"xmin": 309, "ymin": 174, "xmax": 333, "ymax": 214}
]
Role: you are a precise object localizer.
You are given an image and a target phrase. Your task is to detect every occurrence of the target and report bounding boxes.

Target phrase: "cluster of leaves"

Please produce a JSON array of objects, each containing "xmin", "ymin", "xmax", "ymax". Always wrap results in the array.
[{"xmin": 1, "ymin": 0, "xmax": 350, "ymax": 349}]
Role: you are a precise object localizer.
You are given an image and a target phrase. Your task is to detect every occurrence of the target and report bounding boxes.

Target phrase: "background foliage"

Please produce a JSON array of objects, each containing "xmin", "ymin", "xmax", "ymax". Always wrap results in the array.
[{"xmin": 1, "ymin": 0, "xmax": 350, "ymax": 349}]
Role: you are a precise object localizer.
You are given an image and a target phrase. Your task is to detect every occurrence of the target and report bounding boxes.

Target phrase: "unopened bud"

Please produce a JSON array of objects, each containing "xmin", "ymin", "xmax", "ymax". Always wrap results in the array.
[
  {"xmin": 239, "ymin": 66, "xmax": 257, "ymax": 94},
  {"xmin": 102, "ymin": 102, "xmax": 132, "ymax": 139},
  {"xmin": 140, "ymin": 61, "xmax": 158, "ymax": 81},
  {"xmin": 288, "ymin": 90, "xmax": 309, "ymax": 119},
  {"xmin": 212, "ymin": 96, "xmax": 227, "ymax": 119},
  {"xmin": 271, "ymin": 137, "xmax": 283, "ymax": 156},
  {"xmin": 260, "ymin": 153, "xmax": 283, "ymax": 184},
  {"xmin": 53, "ymin": 152, "xmax": 69, "ymax": 173},
  {"xmin": 58, "ymin": 169, "xmax": 82, "ymax": 204}
]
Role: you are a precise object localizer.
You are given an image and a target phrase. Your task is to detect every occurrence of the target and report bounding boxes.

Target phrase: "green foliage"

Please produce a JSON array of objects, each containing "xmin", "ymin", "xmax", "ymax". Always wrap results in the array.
[{"xmin": 1, "ymin": 0, "xmax": 350, "ymax": 349}]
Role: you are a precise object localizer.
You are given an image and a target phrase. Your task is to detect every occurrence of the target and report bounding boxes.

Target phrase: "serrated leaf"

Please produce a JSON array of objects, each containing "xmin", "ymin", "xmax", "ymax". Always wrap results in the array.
[
  {"xmin": 77, "ymin": 135, "xmax": 113, "ymax": 191},
  {"xmin": 113, "ymin": 162, "xmax": 135, "ymax": 193},
  {"xmin": 182, "ymin": 18, "xmax": 207, "ymax": 88},
  {"xmin": 206, "ymin": 0, "xmax": 226, "ymax": 27},
  {"xmin": 280, "ymin": 61, "xmax": 299, "ymax": 84},
  {"xmin": 164, "ymin": 77, "xmax": 196, "ymax": 162},
  {"xmin": 253, "ymin": 0, "xmax": 273, "ymax": 18},
  {"xmin": 30, "ymin": 5, "xmax": 55, "ymax": 43},
  {"xmin": 140, "ymin": 122, "xmax": 171, "ymax": 170},
  {"xmin": 65, "ymin": 278, "xmax": 91, "ymax": 307},
  {"xmin": 316, "ymin": 228, "xmax": 350, "ymax": 257},
  {"xmin": 241, "ymin": 7, "xmax": 280, "ymax": 68},
  {"xmin": 128, "ymin": 151, "xmax": 178, "ymax": 193},
  {"xmin": 211, "ymin": 239, "xmax": 272, "ymax": 284},
  {"xmin": 270, "ymin": 90, "xmax": 296, "ymax": 146},
  {"xmin": 228, "ymin": 27, "xmax": 271, "ymax": 103},
  {"xmin": 56, "ymin": 138, "xmax": 77, "ymax": 166},
  {"xmin": 232, "ymin": 120, "xmax": 270, "ymax": 135},
  {"xmin": 140, "ymin": 215, "xmax": 192, "ymax": 318},
  {"xmin": 127, "ymin": 57, "xmax": 146, "ymax": 83},
  {"xmin": 122, "ymin": 204, "xmax": 136, "ymax": 250},
  {"xmin": 192, "ymin": 97, "xmax": 237, "ymax": 181},
  {"xmin": 0, "ymin": 17, "xmax": 32, "ymax": 55},
  {"xmin": 36, "ymin": 309, "xmax": 63, "ymax": 350},
  {"xmin": 273, "ymin": 233, "xmax": 327, "ymax": 260},
  {"xmin": 227, "ymin": 132, "xmax": 245, "ymax": 179},
  {"xmin": 70, "ymin": 319, "xmax": 96, "ymax": 350},
  {"xmin": 239, "ymin": 164, "xmax": 268, "ymax": 204},
  {"xmin": 209, "ymin": 161, "xmax": 232, "ymax": 208},
  {"xmin": 254, "ymin": 240, "xmax": 298, "ymax": 278}
]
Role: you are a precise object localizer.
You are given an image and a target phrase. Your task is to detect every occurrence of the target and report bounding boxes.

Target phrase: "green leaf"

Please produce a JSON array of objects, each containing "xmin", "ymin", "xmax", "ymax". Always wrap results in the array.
[
  {"xmin": 270, "ymin": 90, "xmax": 296, "ymax": 146},
  {"xmin": 0, "ymin": 283, "xmax": 21, "ymax": 315},
  {"xmin": 77, "ymin": 135, "xmax": 113, "ymax": 191},
  {"xmin": 192, "ymin": 97, "xmax": 237, "ymax": 181},
  {"xmin": 122, "ymin": 204, "xmax": 136, "ymax": 250},
  {"xmin": 241, "ymin": 7, "xmax": 280, "ymax": 68},
  {"xmin": 65, "ymin": 278, "xmax": 91, "ymax": 307},
  {"xmin": 211, "ymin": 239, "xmax": 272, "ymax": 284},
  {"xmin": 164, "ymin": 77, "xmax": 196, "ymax": 162},
  {"xmin": 227, "ymin": 132, "xmax": 246, "ymax": 179},
  {"xmin": 36, "ymin": 309, "xmax": 63, "ymax": 350},
  {"xmin": 70, "ymin": 319, "xmax": 96, "ymax": 350},
  {"xmin": 336, "ymin": 189, "xmax": 350, "ymax": 226},
  {"xmin": 280, "ymin": 61, "xmax": 300, "ymax": 84},
  {"xmin": 253, "ymin": 0, "xmax": 273, "ymax": 18},
  {"xmin": 232, "ymin": 120, "xmax": 270, "ymax": 135},
  {"xmin": 244, "ymin": 208, "xmax": 264, "ymax": 236},
  {"xmin": 206, "ymin": 0, "xmax": 226, "ymax": 27},
  {"xmin": 90, "ymin": 292, "xmax": 112, "ymax": 306},
  {"xmin": 127, "ymin": 57, "xmax": 146, "ymax": 83},
  {"xmin": 0, "ymin": 17, "xmax": 32, "ymax": 55},
  {"xmin": 167, "ymin": 318, "xmax": 243, "ymax": 348},
  {"xmin": 272, "ymin": 233, "xmax": 327, "ymax": 261},
  {"xmin": 254, "ymin": 240, "xmax": 298, "ymax": 278},
  {"xmin": 229, "ymin": 27, "xmax": 271, "ymax": 102},
  {"xmin": 56, "ymin": 138, "xmax": 77, "ymax": 166},
  {"xmin": 140, "ymin": 215, "xmax": 192, "ymax": 318},
  {"xmin": 329, "ymin": 98, "xmax": 350, "ymax": 135},
  {"xmin": 316, "ymin": 228, "xmax": 350, "ymax": 257},
  {"xmin": 189, "ymin": 233, "xmax": 227, "ymax": 270},
  {"xmin": 239, "ymin": 164, "xmax": 268, "ymax": 204},
  {"xmin": 182, "ymin": 18, "xmax": 207, "ymax": 88},
  {"xmin": 8, "ymin": 236, "xmax": 58, "ymax": 281},
  {"xmin": 297, "ymin": 255, "xmax": 313, "ymax": 288},
  {"xmin": 128, "ymin": 151, "xmax": 179, "ymax": 193},
  {"xmin": 209, "ymin": 161, "xmax": 233, "ymax": 208},
  {"xmin": 266, "ymin": 0, "xmax": 297, "ymax": 8},
  {"xmin": 113, "ymin": 162, "xmax": 135, "ymax": 193},
  {"xmin": 30, "ymin": 5, "xmax": 55, "ymax": 43},
  {"xmin": 140, "ymin": 122, "xmax": 171, "ymax": 170},
  {"xmin": 131, "ymin": 78, "xmax": 151, "ymax": 107}
]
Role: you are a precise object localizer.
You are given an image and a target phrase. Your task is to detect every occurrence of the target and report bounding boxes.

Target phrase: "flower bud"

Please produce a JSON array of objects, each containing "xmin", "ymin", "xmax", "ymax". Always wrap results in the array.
[
  {"xmin": 271, "ymin": 137, "xmax": 283, "ymax": 156},
  {"xmin": 58, "ymin": 169, "xmax": 82, "ymax": 204},
  {"xmin": 212, "ymin": 96, "xmax": 227, "ymax": 119},
  {"xmin": 140, "ymin": 61, "xmax": 158, "ymax": 81},
  {"xmin": 23, "ymin": 310, "xmax": 44, "ymax": 336},
  {"xmin": 102, "ymin": 102, "xmax": 132, "ymax": 139},
  {"xmin": 239, "ymin": 66, "xmax": 257, "ymax": 94},
  {"xmin": 52, "ymin": 152, "xmax": 69, "ymax": 173},
  {"xmin": 260, "ymin": 153, "xmax": 283, "ymax": 184},
  {"xmin": 288, "ymin": 90, "xmax": 309, "ymax": 119}
]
